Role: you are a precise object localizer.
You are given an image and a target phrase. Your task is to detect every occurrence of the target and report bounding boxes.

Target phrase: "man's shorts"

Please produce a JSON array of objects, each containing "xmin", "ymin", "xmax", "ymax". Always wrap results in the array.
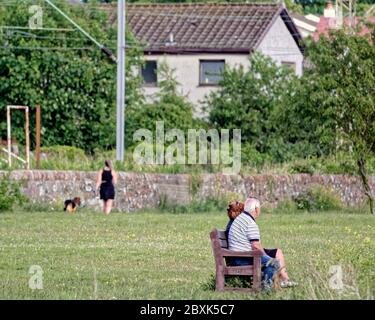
[
  {"xmin": 264, "ymin": 248, "xmax": 278, "ymax": 258},
  {"xmin": 230, "ymin": 249, "xmax": 280, "ymax": 287}
]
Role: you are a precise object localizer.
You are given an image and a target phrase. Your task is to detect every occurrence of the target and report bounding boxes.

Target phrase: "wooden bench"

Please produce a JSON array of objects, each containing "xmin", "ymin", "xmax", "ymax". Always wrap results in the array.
[{"xmin": 210, "ymin": 228, "xmax": 262, "ymax": 292}]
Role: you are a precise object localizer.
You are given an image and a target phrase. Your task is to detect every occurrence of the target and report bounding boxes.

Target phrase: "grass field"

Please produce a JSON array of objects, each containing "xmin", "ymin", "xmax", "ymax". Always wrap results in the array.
[{"xmin": 0, "ymin": 210, "xmax": 374, "ymax": 300}]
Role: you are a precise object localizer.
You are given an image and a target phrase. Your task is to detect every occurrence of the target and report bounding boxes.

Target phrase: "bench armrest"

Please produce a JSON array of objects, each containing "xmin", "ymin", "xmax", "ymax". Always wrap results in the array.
[{"xmin": 221, "ymin": 249, "xmax": 263, "ymax": 258}]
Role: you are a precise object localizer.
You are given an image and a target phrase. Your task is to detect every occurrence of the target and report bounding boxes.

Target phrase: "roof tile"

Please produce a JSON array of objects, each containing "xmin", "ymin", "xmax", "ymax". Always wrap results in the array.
[{"xmin": 124, "ymin": 3, "xmax": 283, "ymax": 52}]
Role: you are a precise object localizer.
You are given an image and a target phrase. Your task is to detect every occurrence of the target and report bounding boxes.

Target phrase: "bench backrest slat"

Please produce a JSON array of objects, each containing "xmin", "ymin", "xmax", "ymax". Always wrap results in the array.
[
  {"xmin": 217, "ymin": 230, "xmax": 226, "ymax": 239},
  {"xmin": 219, "ymin": 238, "xmax": 228, "ymax": 249}
]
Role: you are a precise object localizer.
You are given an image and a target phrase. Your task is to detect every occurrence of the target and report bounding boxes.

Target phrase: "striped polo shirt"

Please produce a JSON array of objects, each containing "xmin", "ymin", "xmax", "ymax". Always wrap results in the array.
[{"xmin": 228, "ymin": 212, "xmax": 260, "ymax": 252}]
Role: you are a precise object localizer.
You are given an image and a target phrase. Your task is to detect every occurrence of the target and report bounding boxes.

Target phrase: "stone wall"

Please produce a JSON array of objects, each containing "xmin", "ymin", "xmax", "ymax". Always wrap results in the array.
[{"xmin": 1, "ymin": 170, "xmax": 374, "ymax": 212}]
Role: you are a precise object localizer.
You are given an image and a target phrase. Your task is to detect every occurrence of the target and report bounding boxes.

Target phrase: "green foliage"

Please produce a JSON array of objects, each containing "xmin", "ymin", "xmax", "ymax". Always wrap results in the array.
[
  {"xmin": 294, "ymin": 185, "xmax": 344, "ymax": 212},
  {"xmin": 0, "ymin": 1, "xmax": 143, "ymax": 152},
  {"xmin": 207, "ymin": 52, "xmax": 295, "ymax": 159},
  {"xmin": 272, "ymin": 75, "xmax": 338, "ymax": 161},
  {"xmin": 305, "ymin": 28, "xmax": 375, "ymax": 159},
  {"xmin": 4, "ymin": 143, "xmax": 374, "ymax": 175},
  {"xmin": 289, "ymin": 160, "xmax": 316, "ymax": 175},
  {"xmin": 273, "ymin": 199, "xmax": 298, "ymax": 214},
  {"xmin": 201, "ymin": 273, "xmax": 253, "ymax": 291},
  {"xmin": 294, "ymin": 0, "xmax": 327, "ymax": 14},
  {"xmin": 280, "ymin": 153, "xmax": 375, "ymax": 176},
  {"xmin": 241, "ymin": 143, "xmax": 273, "ymax": 169},
  {"xmin": 21, "ymin": 201, "xmax": 59, "ymax": 213},
  {"xmin": 39, "ymin": 145, "xmax": 96, "ymax": 170},
  {"xmin": 0, "ymin": 175, "xmax": 28, "ymax": 212},
  {"xmin": 304, "ymin": 26, "xmax": 375, "ymax": 213},
  {"xmin": 158, "ymin": 195, "xmax": 227, "ymax": 214},
  {"xmin": 41, "ymin": 145, "xmax": 86, "ymax": 162}
]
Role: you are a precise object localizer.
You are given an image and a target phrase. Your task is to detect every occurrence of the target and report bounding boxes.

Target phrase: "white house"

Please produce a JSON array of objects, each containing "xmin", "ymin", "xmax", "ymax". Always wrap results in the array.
[{"xmin": 122, "ymin": 3, "xmax": 304, "ymax": 116}]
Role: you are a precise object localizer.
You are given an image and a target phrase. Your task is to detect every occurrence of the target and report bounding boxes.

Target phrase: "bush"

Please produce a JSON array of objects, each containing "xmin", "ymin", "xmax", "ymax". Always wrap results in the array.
[
  {"xmin": 158, "ymin": 195, "xmax": 227, "ymax": 214},
  {"xmin": 273, "ymin": 199, "xmax": 298, "ymax": 214},
  {"xmin": 294, "ymin": 185, "xmax": 344, "ymax": 211},
  {"xmin": 241, "ymin": 144, "xmax": 273, "ymax": 170},
  {"xmin": 41, "ymin": 145, "xmax": 87, "ymax": 162},
  {"xmin": 289, "ymin": 159, "xmax": 319, "ymax": 174},
  {"xmin": 39, "ymin": 145, "xmax": 95, "ymax": 171},
  {"xmin": 0, "ymin": 175, "xmax": 28, "ymax": 212}
]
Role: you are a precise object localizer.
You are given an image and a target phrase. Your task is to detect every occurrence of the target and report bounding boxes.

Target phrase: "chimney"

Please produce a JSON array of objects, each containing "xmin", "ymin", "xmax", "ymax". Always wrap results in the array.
[
  {"xmin": 324, "ymin": 1, "xmax": 336, "ymax": 18},
  {"xmin": 165, "ymin": 33, "xmax": 176, "ymax": 46}
]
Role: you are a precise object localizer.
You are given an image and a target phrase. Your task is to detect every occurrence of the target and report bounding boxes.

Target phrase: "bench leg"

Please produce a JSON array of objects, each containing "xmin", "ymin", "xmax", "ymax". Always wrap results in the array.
[
  {"xmin": 215, "ymin": 269, "xmax": 225, "ymax": 291},
  {"xmin": 253, "ymin": 257, "xmax": 262, "ymax": 290}
]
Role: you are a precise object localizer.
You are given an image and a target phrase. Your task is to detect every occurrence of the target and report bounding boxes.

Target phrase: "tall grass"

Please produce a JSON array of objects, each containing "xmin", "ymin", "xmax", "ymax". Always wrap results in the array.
[{"xmin": 2, "ymin": 146, "xmax": 375, "ymax": 175}]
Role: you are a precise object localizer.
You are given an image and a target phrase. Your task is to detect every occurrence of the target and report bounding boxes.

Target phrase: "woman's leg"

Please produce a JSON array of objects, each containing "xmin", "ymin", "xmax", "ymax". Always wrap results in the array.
[
  {"xmin": 102, "ymin": 200, "xmax": 107, "ymax": 214},
  {"xmin": 105, "ymin": 199, "xmax": 113, "ymax": 215},
  {"xmin": 275, "ymin": 249, "xmax": 289, "ymax": 281}
]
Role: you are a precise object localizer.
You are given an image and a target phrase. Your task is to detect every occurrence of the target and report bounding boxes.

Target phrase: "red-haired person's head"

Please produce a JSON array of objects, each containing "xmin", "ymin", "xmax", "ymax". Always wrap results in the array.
[{"xmin": 226, "ymin": 200, "xmax": 244, "ymax": 221}]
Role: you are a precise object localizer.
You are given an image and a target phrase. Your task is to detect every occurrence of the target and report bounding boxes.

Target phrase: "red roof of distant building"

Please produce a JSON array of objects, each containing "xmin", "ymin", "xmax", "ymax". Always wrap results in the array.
[{"xmin": 314, "ymin": 16, "xmax": 375, "ymax": 41}]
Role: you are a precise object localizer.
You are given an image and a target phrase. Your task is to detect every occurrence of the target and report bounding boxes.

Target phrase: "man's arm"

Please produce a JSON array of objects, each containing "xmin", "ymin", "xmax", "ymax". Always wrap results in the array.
[
  {"xmin": 250, "ymin": 240, "xmax": 266, "ymax": 256},
  {"xmin": 245, "ymin": 223, "xmax": 266, "ymax": 255}
]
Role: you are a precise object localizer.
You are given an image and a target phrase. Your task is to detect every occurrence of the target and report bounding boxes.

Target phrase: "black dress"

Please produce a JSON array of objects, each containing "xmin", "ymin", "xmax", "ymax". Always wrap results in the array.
[{"xmin": 100, "ymin": 169, "xmax": 115, "ymax": 200}]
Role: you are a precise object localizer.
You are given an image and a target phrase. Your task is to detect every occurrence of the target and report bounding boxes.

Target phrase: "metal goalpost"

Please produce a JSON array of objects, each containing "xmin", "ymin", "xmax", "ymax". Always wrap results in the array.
[{"xmin": 5, "ymin": 105, "xmax": 30, "ymax": 170}]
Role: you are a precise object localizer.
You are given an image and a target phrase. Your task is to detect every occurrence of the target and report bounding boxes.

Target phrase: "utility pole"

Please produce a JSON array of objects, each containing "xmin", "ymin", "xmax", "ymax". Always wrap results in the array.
[
  {"xmin": 42, "ymin": 0, "xmax": 125, "ymax": 161},
  {"xmin": 116, "ymin": 0, "xmax": 126, "ymax": 161}
]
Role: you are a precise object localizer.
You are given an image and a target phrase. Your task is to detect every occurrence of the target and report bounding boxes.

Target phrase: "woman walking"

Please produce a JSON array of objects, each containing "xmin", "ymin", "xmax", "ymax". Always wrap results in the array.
[{"xmin": 96, "ymin": 160, "xmax": 117, "ymax": 215}]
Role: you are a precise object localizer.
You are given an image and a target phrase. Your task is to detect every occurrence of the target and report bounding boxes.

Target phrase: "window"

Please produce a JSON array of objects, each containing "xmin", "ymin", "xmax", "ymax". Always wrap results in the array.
[
  {"xmin": 141, "ymin": 61, "xmax": 157, "ymax": 86},
  {"xmin": 199, "ymin": 60, "xmax": 225, "ymax": 85},
  {"xmin": 281, "ymin": 61, "xmax": 296, "ymax": 72}
]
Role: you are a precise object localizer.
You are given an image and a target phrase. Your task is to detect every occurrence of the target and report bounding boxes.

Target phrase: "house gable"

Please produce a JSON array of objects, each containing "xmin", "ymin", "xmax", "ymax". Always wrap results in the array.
[{"xmin": 257, "ymin": 14, "xmax": 304, "ymax": 76}]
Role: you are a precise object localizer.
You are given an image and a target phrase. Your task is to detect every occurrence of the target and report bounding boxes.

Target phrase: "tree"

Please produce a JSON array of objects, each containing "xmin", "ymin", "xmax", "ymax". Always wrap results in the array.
[
  {"xmin": 272, "ymin": 69, "xmax": 338, "ymax": 161},
  {"xmin": 304, "ymin": 26, "xmax": 375, "ymax": 214},
  {"xmin": 294, "ymin": 0, "xmax": 327, "ymax": 14},
  {"xmin": 0, "ymin": 1, "xmax": 143, "ymax": 152},
  {"xmin": 206, "ymin": 52, "xmax": 296, "ymax": 161}
]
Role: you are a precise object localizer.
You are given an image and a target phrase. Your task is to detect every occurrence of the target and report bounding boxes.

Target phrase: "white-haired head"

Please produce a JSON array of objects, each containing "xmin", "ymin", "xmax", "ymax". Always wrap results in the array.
[{"xmin": 244, "ymin": 197, "xmax": 261, "ymax": 214}]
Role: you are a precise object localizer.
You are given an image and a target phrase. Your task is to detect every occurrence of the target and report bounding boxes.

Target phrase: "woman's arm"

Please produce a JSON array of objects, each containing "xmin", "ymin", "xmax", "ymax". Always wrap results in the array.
[
  {"xmin": 96, "ymin": 170, "xmax": 102, "ymax": 191},
  {"xmin": 112, "ymin": 170, "xmax": 118, "ymax": 186}
]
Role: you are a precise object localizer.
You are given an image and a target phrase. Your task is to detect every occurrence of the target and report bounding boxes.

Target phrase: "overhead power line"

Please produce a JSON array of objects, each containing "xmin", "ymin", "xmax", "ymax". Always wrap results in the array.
[
  {"xmin": 41, "ymin": 0, "xmax": 116, "ymax": 62},
  {"xmin": 0, "ymin": 25, "xmax": 75, "ymax": 32}
]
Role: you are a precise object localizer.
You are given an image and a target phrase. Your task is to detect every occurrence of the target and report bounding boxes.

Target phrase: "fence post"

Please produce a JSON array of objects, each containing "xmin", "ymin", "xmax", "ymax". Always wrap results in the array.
[
  {"xmin": 7, "ymin": 106, "xmax": 11, "ymax": 168},
  {"xmin": 36, "ymin": 105, "xmax": 41, "ymax": 169},
  {"xmin": 25, "ymin": 107, "xmax": 30, "ymax": 170}
]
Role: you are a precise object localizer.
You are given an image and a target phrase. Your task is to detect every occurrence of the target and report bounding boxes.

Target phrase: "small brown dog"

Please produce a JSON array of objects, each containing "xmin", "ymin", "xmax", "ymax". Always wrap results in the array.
[{"xmin": 64, "ymin": 197, "xmax": 81, "ymax": 213}]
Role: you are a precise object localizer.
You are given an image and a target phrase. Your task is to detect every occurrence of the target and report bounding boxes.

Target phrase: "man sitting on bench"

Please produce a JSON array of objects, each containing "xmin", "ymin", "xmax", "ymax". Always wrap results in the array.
[{"xmin": 227, "ymin": 197, "xmax": 298, "ymax": 289}]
